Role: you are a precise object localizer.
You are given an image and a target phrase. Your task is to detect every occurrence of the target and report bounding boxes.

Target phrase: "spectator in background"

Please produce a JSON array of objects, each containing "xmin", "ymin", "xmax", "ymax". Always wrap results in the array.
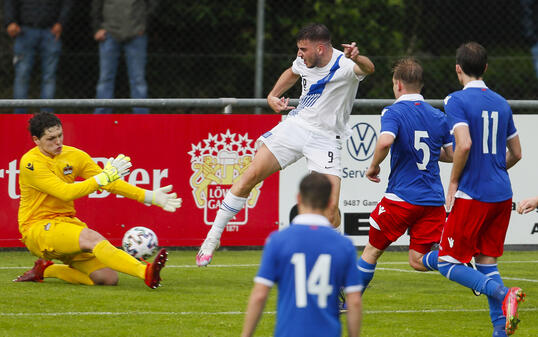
[
  {"xmin": 92, "ymin": 0, "xmax": 157, "ymax": 114},
  {"xmin": 521, "ymin": 0, "xmax": 538, "ymax": 79},
  {"xmin": 4, "ymin": 0, "xmax": 73, "ymax": 114}
]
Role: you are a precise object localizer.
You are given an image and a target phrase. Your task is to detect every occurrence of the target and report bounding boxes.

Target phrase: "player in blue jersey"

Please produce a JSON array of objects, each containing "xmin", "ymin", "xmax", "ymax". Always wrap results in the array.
[
  {"xmin": 241, "ymin": 173, "xmax": 362, "ymax": 337},
  {"xmin": 438, "ymin": 42, "xmax": 524, "ymax": 337},
  {"xmin": 356, "ymin": 58, "xmax": 453, "ymax": 294}
]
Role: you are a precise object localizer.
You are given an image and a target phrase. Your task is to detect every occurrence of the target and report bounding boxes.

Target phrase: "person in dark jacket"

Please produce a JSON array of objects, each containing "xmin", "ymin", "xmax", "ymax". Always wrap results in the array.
[
  {"xmin": 521, "ymin": 0, "xmax": 538, "ymax": 78},
  {"xmin": 92, "ymin": 0, "xmax": 158, "ymax": 114},
  {"xmin": 4, "ymin": 0, "xmax": 73, "ymax": 114}
]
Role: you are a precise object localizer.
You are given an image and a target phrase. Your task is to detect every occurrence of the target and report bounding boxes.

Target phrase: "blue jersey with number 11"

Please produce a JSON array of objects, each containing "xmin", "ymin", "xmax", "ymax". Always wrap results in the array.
[{"xmin": 444, "ymin": 82, "xmax": 517, "ymax": 202}]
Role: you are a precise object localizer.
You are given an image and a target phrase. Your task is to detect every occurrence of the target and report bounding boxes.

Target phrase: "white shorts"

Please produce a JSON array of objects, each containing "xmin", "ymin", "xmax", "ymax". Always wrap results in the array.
[{"xmin": 257, "ymin": 118, "xmax": 342, "ymax": 177}]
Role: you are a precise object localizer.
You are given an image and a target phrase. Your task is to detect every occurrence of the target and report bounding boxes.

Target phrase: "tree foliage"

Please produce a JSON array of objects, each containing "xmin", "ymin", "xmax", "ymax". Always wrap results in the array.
[{"xmin": 0, "ymin": 0, "xmax": 535, "ymax": 113}]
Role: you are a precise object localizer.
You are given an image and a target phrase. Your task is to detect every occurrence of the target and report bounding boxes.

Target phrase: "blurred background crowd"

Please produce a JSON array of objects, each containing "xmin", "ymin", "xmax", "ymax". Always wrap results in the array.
[{"xmin": 0, "ymin": 0, "xmax": 537, "ymax": 114}]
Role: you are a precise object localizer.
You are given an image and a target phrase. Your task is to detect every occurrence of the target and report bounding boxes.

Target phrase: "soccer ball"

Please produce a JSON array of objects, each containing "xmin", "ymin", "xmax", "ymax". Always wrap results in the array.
[{"xmin": 122, "ymin": 226, "xmax": 158, "ymax": 260}]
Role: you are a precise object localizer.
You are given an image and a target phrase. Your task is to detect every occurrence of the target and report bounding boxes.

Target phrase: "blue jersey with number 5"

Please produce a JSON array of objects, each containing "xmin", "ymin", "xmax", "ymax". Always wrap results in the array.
[
  {"xmin": 444, "ymin": 83, "xmax": 517, "ymax": 202},
  {"xmin": 255, "ymin": 215, "xmax": 360, "ymax": 337},
  {"xmin": 380, "ymin": 96, "xmax": 452, "ymax": 206}
]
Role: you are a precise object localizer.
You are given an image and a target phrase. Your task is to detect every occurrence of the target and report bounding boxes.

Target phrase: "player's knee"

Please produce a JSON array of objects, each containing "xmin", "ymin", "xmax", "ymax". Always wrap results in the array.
[
  {"xmin": 234, "ymin": 169, "xmax": 262, "ymax": 196},
  {"xmin": 326, "ymin": 206, "xmax": 341, "ymax": 228},
  {"xmin": 362, "ymin": 243, "xmax": 384, "ymax": 263},
  {"xmin": 97, "ymin": 277, "xmax": 118, "ymax": 286},
  {"xmin": 90, "ymin": 268, "xmax": 118, "ymax": 286},
  {"xmin": 105, "ymin": 275, "xmax": 119, "ymax": 286},
  {"xmin": 409, "ymin": 257, "xmax": 428, "ymax": 271},
  {"xmin": 326, "ymin": 197, "xmax": 338, "ymax": 210},
  {"xmin": 409, "ymin": 246, "xmax": 434, "ymax": 271},
  {"xmin": 326, "ymin": 213, "xmax": 339, "ymax": 228},
  {"xmin": 79, "ymin": 228, "xmax": 106, "ymax": 251}
]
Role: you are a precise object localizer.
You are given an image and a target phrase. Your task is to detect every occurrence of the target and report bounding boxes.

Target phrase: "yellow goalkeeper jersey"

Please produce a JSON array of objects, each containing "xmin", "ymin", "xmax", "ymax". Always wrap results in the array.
[{"xmin": 18, "ymin": 145, "xmax": 146, "ymax": 235}]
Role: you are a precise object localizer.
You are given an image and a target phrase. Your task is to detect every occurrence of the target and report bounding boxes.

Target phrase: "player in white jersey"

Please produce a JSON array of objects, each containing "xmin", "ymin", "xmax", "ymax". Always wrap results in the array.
[{"xmin": 196, "ymin": 23, "xmax": 375, "ymax": 267}]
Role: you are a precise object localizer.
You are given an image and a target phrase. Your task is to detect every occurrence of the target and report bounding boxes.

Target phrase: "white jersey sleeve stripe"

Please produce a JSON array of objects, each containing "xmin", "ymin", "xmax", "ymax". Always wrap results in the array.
[
  {"xmin": 507, "ymin": 131, "xmax": 518, "ymax": 140},
  {"xmin": 380, "ymin": 131, "xmax": 396, "ymax": 139},
  {"xmin": 254, "ymin": 276, "xmax": 274, "ymax": 287},
  {"xmin": 344, "ymin": 285, "xmax": 363, "ymax": 293},
  {"xmin": 450, "ymin": 122, "xmax": 468, "ymax": 134}
]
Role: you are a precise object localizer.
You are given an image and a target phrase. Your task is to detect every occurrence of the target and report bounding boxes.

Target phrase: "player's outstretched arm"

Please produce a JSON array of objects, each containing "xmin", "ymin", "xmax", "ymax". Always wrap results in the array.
[
  {"xmin": 267, "ymin": 67, "xmax": 300, "ymax": 113},
  {"xmin": 144, "ymin": 185, "xmax": 182, "ymax": 212},
  {"xmin": 517, "ymin": 196, "xmax": 538, "ymax": 214},
  {"xmin": 21, "ymin": 153, "xmax": 131, "ymax": 202},
  {"xmin": 93, "ymin": 154, "xmax": 132, "ymax": 186},
  {"xmin": 341, "ymin": 42, "xmax": 375, "ymax": 76}
]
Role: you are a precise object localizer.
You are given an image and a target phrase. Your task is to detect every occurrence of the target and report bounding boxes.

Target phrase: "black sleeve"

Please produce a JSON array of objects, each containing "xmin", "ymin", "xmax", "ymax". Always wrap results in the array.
[
  {"xmin": 147, "ymin": 0, "xmax": 159, "ymax": 17},
  {"xmin": 521, "ymin": 0, "xmax": 538, "ymax": 44},
  {"xmin": 4, "ymin": 0, "xmax": 18, "ymax": 28},
  {"xmin": 91, "ymin": 0, "xmax": 104, "ymax": 33},
  {"xmin": 58, "ymin": 0, "xmax": 74, "ymax": 27}
]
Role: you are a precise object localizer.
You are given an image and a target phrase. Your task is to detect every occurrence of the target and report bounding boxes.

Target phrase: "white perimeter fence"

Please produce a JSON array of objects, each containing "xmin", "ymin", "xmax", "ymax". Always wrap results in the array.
[{"xmin": 1, "ymin": 98, "xmax": 538, "ymax": 113}]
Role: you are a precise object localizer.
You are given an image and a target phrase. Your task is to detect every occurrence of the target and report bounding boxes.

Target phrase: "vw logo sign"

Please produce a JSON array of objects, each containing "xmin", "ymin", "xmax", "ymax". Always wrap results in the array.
[{"xmin": 347, "ymin": 122, "xmax": 377, "ymax": 161}]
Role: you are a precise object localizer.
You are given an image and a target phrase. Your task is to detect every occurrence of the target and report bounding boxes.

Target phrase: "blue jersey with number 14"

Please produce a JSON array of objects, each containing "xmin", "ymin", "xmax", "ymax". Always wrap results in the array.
[
  {"xmin": 381, "ymin": 97, "xmax": 452, "ymax": 206},
  {"xmin": 255, "ymin": 216, "xmax": 360, "ymax": 337},
  {"xmin": 444, "ymin": 83, "xmax": 517, "ymax": 202}
]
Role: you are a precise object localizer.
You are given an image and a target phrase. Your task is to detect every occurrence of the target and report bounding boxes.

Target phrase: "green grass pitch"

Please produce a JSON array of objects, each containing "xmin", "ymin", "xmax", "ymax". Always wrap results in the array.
[{"xmin": 0, "ymin": 250, "xmax": 536, "ymax": 337}]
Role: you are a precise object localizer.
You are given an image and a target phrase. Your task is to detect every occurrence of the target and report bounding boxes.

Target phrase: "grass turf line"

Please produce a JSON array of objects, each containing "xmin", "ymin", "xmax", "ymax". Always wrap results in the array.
[{"xmin": 0, "ymin": 250, "xmax": 536, "ymax": 337}]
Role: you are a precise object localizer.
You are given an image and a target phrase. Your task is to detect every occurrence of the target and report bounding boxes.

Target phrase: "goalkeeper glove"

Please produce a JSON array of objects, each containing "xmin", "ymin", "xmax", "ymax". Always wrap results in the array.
[
  {"xmin": 144, "ymin": 185, "xmax": 182, "ymax": 212},
  {"xmin": 94, "ymin": 154, "xmax": 132, "ymax": 187}
]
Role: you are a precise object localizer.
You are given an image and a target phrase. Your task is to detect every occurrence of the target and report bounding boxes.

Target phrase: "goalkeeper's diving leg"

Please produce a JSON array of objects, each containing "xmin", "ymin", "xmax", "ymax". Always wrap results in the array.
[
  {"xmin": 80, "ymin": 228, "xmax": 168, "ymax": 289},
  {"xmin": 196, "ymin": 144, "xmax": 281, "ymax": 267},
  {"xmin": 92, "ymin": 154, "xmax": 171, "ymax": 288},
  {"xmin": 14, "ymin": 227, "xmax": 169, "ymax": 289}
]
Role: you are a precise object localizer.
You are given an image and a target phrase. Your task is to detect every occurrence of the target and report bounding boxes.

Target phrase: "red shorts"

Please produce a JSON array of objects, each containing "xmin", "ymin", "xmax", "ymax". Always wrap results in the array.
[
  {"xmin": 439, "ymin": 198, "xmax": 512, "ymax": 263},
  {"xmin": 369, "ymin": 197, "xmax": 445, "ymax": 254}
]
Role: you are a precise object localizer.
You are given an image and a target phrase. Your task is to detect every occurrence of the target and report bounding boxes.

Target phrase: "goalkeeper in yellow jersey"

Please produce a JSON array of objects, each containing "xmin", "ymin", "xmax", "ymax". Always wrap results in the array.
[{"xmin": 14, "ymin": 112, "xmax": 182, "ymax": 289}]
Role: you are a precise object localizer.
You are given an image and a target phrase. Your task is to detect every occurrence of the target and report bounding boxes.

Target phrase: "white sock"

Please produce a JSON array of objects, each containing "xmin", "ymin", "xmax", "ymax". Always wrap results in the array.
[{"xmin": 207, "ymin": 192, "xmax": 247, "ymax": 240}]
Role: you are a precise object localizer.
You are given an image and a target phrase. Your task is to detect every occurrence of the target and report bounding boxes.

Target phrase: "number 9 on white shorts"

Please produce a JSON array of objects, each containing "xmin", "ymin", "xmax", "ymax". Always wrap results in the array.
[{"xmin": 257, "ymin": 118, "xmax": 342, "ymax": 177}]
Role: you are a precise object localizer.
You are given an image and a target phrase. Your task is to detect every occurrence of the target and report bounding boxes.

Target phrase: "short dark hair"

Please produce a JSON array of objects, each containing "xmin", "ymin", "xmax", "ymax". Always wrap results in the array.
[
  {"xmin": 299, "ymin": 172, "xmax": 332, "ymax": 210},
  {"xmin": 28, "ymin": 112, "xmax": 62, "ymax": 138},
  {"xmin": 456, "ymin": 42, "xmax": 487, "ymax": 78},
  {"xmin": 392, "ymin": 57, "xmax": 424, "ymax": 91},
  {"xmin": 296, "ymin": 23, "xmax": 331, "ymax": 44}
]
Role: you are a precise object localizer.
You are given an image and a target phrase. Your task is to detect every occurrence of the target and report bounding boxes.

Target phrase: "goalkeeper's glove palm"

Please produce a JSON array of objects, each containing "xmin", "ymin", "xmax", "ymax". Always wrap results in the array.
[
  {"xmin": 94, "ymin": 154, "xmax": 132, "ymax": 187},
  {"xmin": 145, "ymin": 185, "xmax": 182, "ymax": 212}
]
